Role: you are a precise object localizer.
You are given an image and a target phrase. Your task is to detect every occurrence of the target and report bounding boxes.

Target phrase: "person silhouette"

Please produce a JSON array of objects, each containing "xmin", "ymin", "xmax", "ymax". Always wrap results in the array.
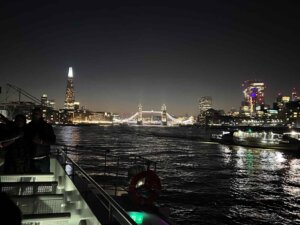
[
  {"xmin": 3, "ymin": 114, "xmax": 30, "ymax": 174},
  {"xmin": 0, "ymin": 192, "xmax": 22, "ymax": 225},
  {"xmin": 25, "ymin": 107, "xmax": 56, "ymax": 173}
]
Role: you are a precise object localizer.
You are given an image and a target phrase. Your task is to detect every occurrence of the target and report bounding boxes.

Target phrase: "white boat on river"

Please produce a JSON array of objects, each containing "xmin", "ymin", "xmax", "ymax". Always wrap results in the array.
[{"xmin": 232, "ymin": 130, "xmax": 300, "ymax": 151}]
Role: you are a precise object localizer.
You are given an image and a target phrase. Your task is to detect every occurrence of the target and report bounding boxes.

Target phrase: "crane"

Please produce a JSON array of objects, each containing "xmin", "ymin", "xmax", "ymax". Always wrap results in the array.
[{"xmin": 6, "ymin": 83, "xmax": 41, "ymax": 105}]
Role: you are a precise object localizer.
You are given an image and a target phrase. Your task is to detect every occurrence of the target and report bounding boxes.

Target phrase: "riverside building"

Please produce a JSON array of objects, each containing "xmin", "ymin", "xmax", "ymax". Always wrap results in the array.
[{"xmin": 241, "ymin": 80, "xmax": 265, "ymax": 116}]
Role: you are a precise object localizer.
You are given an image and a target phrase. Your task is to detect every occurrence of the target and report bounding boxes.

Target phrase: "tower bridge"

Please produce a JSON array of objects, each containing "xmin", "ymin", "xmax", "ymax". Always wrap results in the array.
[{"xmin": 114, "ymin": 104, "xmax": 194, "ymax": 126}]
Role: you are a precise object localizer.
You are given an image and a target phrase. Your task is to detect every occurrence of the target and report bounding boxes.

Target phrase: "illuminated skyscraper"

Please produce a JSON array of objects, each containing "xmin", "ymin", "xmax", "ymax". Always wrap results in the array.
[
  {"xmin": 292, "ymin": 88, "xmax": 298, "ymax": 101},
  {"xmin": 274, "ymin": 93, "xmax": 290, "ymax": 113},
  {"xmin": 197, "ymin": 96, "xmax": 212, "ymax": 124},
  {"xmin": 199, "ymin": 96, "xmax": 212, "ymax": 116},
  {"xmin": 41, "ymin": 94, "xmax": 48, "ymax": 107},
  {"xmin": 241, "ymin": 80, "xmax": 265, "ymax": 115},
  {"xmin": 64, "ymin": 67, "xmax": 75, "ymax": 110}
]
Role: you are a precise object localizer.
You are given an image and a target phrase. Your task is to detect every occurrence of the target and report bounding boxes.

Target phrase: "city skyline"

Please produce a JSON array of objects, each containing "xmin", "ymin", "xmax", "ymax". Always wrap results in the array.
[
  {"xmin": 0, "ymin": 1, "xmax": 299, "ymax": 115},
  {"xmin": 2, "ymin": 66, "xmax": 298, "ymax": 116}
]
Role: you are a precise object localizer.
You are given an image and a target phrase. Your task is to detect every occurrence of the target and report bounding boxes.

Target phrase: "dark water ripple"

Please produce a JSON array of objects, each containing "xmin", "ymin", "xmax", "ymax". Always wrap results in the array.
[{"xmin": 54, "ymin": 125, "xmax": 300, "ymax": 225}]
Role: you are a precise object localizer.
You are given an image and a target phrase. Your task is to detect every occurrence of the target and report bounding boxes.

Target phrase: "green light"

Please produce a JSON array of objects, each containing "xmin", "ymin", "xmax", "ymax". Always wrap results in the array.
[
  {"xmin": 246, "ymin": 151, "xmax": 253, "ymax": 171},
  {"xmin": 128, "ymin": 212, "xmax": 144, "ymax": 224}
]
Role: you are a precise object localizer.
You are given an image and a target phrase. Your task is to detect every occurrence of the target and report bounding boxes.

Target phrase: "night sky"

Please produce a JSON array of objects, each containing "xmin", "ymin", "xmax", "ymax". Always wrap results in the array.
[{"xmin": 0, "ymin": 0, "xmax": 299, "ymax": 116}]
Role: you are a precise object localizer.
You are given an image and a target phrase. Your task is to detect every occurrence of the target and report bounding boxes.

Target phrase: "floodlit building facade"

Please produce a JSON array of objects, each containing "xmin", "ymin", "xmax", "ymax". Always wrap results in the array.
[
  {"xmin": 64, "ymin": 67, "xmax": 77, "ymax": 110},
  {"xmin": 197, "ymin": 96, "xmax": 212, "ymax": 124},
  {"xmin": 241, "ymin": 80, "xmax": 265, "ymax": 116},
  {"xmin": 199, "ymin": 96, "xmax": 212, "ymax": 116}
]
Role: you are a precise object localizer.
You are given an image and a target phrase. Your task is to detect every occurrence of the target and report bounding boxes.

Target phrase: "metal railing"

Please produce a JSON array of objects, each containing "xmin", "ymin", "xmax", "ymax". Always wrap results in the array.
[
  {"xmin": 54, "ymin": 144, "xmax": 157, "ymax": 179},
  {"xmin": 52, "ymin": 146, "xmax": 138, "ymax": 225}
]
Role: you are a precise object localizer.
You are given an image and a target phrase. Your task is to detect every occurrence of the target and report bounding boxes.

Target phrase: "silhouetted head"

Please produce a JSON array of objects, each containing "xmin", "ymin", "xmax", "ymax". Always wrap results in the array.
[
  {"xmin": 14, "ymin": 114, "xmax": 26, "ymax": 128},
  {"xmin": 0, "ymin": 192, "xmax": 22, "ymax": 225},
  {"xmin": 32, "ymin": 107, "xmax": 43, "ymax": 122}
]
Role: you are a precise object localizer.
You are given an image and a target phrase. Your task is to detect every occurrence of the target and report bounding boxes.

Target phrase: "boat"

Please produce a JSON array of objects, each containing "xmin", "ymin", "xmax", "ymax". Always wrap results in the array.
[
  {"xmin": 210, "ymin": 130, "xmax": 235, "ymax": 144},
  {"xmin": 282, "ymin": 131, "xmax": 300, "ymax": 143},
  {"xmin": 232, "ymin": 129, "xmax": 300, "ymax": 151},
  {"xmin": 211, "ymin": 129, "xmax": 300, "ymax": 151},
  {"xmin": 0, "ymin": 136, "xmax": 174, "ymax": 225}
]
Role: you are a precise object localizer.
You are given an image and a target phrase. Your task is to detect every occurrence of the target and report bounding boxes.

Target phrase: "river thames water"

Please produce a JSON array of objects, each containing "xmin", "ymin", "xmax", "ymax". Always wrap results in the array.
[{"xmin": 53, "ymin": 125, "xmax": 300, "ymax": 225}]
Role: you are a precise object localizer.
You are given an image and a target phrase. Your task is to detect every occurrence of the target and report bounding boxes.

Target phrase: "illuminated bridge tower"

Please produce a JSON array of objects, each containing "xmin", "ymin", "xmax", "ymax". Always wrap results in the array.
[
  {"xmin": 64, "ymin": 67, "xmax": 75, "ymax": 110},
  {"xmin": 137, "ymin": 104, "xmax": 143, "ymax": 125},
  {"xmin": 161, "ymin": 104, "xmax": 167, "ymax": 126}
]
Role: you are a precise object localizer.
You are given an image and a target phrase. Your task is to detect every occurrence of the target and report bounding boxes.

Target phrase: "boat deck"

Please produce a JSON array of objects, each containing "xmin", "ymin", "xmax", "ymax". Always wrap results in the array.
[
  {"xmin": 0, "ymin": 158, "xmax": 102, "ymax": 225},
  {"xmin": 0, "ymin": 146, "xmax": 174, "ymax": 225}
]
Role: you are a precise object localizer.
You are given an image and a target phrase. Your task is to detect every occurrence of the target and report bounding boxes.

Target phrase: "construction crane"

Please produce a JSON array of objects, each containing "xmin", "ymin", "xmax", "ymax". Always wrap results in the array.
[{"xmin": 6, "ymin": 83, "xmax": 41, "ymax": 105}]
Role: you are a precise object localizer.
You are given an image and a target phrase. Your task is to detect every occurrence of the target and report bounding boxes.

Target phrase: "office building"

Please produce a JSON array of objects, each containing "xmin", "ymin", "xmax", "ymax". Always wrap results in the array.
[{"xmin": 241, "ymin": 80, "xmax": 265, "ymax": 115}]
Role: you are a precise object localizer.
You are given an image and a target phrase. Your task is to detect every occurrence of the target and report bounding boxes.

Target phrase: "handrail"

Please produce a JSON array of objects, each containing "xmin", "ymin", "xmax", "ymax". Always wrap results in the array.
[
  {"xmin": 55, "ymin": 148, "xmax": 137, "ymax": 225},
  {"xmin": 53, "ymin": 143, "xmax": 157, "ymax": 171},
  {"xmin": 0, "ymin": 135, "xmax": 22, "ymax": 144}
]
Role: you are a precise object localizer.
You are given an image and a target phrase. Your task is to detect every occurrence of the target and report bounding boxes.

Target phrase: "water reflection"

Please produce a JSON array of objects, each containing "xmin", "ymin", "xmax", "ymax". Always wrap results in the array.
[
  {"xmin": 259, "ymin": 150, "xmax": 286, "ymax": 171},
  {"xmin": 219, "ymin": 145, "xmax": 232, "ymax": 165},
  {"xmin": 54, "ymin": 126, "xmax": 81, "ymax": 162},
  {"xmin": 54, "ymin": 125, "xmax": 81, "ymax": 146},
  {"xmin": 54, "ymin": 126, "xmax": 300, "ymax": 225},
  {"xmin": 227, "ymin": 145, "xmax": 300, "ymax": 224},
  {"xmin": 284, "ymin": 159, "xmax": 300, "ymax": 196},
  {"xmin": 235, "ymin": 146, "xmax": 251, "ymax": 172}
]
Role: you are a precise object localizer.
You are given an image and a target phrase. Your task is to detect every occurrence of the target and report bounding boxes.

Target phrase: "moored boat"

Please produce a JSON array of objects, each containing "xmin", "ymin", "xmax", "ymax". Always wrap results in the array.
[
  {"xmin": 232, "ymin": 130, "xmax": 300, "ymax": 151},
  {"xmin": 210, "ymin": 130, "xmax": 235, "ymax": 144},
  {"xmin": 211, "ymin": 129, "xmax": 300, "ymax": 151}
]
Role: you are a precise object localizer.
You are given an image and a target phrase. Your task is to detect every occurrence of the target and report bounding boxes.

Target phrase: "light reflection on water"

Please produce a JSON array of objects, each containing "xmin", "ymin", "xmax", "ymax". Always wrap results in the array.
[
  {"xmin": 284, "ymin": 159, "xmax": 300, "ymax": 196},
  {"xmin": 53, "ymin": 125, "xmax": 300, "ymax": 225},
  {"xmin": 55, "ymin": 125, "xmax": 82, "ymax": 146}
]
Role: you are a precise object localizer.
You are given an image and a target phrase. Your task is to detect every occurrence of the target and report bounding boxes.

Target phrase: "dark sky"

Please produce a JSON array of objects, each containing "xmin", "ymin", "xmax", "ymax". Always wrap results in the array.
[{"xmin": 0, "ymin": 0, "xmax": 299, "ymax": 115}]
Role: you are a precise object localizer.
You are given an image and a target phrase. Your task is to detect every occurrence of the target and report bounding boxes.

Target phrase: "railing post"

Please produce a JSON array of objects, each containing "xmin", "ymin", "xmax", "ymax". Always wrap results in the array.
[
  {"xmin": 65, "ymin": 146, "xmax": 68, "ymax": 155},
  {"xmin": 104, "ymin": 151, "xmax": 107, "ymax": 176},
  {"xmin": 115, "ymin": 157, "xmax": 120, "ymax": 196},
  {"xmin": 56, "ymin": 148, "xmax": 59, "ymax": 159},
  {"xmin": 146, "ymin": 160, "xmax": 151, "ymax": 171},
  {"xmin": 72, "ymin": 161, "xmax": 75, "ymax": 181},
  {"xmin": 116, "ymin": 157, "xmax": 120, "ymax": 177},
  {"xmin": 108, "ymin": 203, "xmax": 112, "ymax": 223}
]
